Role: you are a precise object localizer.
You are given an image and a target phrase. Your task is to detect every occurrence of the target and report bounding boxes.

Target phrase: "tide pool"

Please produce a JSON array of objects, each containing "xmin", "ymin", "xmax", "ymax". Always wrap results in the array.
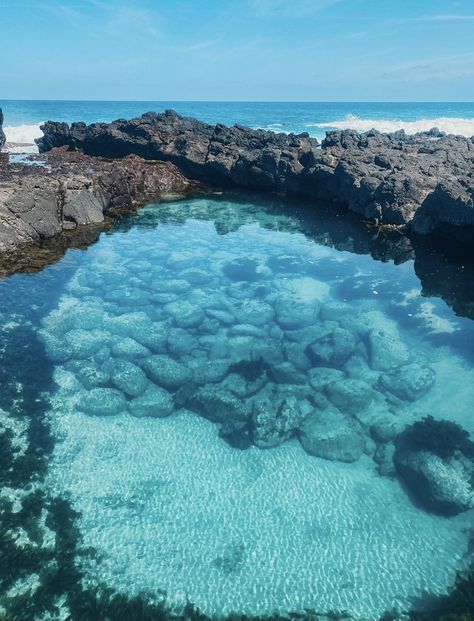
[{"xmin": 35, "ymin": 197, "xmax": 474, "ymax": 618}]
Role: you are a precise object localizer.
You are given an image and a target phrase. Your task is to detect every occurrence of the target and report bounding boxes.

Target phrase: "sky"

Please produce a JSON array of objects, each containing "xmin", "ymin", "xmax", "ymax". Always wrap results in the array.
[{"xmin": 1, "ymin": 0, "xmax": 474, "ymax": 101}]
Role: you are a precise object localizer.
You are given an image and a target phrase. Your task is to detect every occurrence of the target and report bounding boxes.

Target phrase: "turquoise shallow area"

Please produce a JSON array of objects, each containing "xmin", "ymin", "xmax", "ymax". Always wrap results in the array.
[{"xmin": 2, "ymin": 196, "xmax": 474, "ymax": 618}]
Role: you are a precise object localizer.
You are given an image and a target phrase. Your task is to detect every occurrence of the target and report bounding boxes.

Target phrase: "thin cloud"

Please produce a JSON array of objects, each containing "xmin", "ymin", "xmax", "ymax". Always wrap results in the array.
[
  {"xmin": 387, "ymin": 13, "xmax": 474, "ymax": 25},
  {"xmin": 249, "ymin": 0, "xmax": 343, "ymax": 17},
  {"xmin": 377, "ymin": 52, "xmax": 474, "ymax": 81}
]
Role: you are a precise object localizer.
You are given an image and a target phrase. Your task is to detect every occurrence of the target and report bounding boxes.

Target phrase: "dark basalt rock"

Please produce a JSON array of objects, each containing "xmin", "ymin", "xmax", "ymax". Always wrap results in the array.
[
  {"xmin": 0, "ymin": 148, "xmax": 199, "ymax": 253},
  {"xmin": 394, "ymin": 417, "xmax": 474, "ymax": 516},
  {"xmin": 37, "ymin": 110, "xmax": 474, "ymax": 241},
  {"xmin": 0, "ymin": 108, "xmax": 6, "ymax": 151}
]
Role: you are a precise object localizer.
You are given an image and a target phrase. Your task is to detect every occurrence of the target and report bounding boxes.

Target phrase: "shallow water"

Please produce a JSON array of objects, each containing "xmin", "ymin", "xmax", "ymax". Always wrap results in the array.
[{"xmin": 1, "ymin": 195, "xmax": 474, "ymax": 619}]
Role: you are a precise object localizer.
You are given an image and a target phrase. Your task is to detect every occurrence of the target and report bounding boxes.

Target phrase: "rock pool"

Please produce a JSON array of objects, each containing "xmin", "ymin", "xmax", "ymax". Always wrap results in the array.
[{"xmin": 1, "ymin": 194, "xmax": 473, "ymax": 620}]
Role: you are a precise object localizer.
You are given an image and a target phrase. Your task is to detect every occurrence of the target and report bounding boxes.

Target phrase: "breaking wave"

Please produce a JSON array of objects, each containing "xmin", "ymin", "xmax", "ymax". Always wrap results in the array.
[
  {"xmin": 3, "ymin": 123, "xmax": 43, "ymax": 153},
  {"xmin": 308, "ymin": 114, "xmax": 474, "ymax": 137}
]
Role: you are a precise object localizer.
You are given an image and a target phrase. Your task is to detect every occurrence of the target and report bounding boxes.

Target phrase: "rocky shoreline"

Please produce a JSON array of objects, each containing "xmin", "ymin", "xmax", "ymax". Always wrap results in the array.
[
  {"xmin": 0, "ymin": 142, "xmax": 199, "ymax": 254},
  {"xmin": 1, "ymin": 108, "xmax": 474, "ymax": 256},
  {"xmin": 36, "ymin": 109, "xmax": 474, "ymax": 239}
]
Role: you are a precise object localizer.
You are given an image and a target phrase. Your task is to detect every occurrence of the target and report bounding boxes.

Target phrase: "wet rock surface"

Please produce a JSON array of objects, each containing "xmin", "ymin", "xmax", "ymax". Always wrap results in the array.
[
  {"xmin": 37, "ymin": 110, "xmax": 474, "ymax": 239},
  {"xmin": 0, "ymin": 148, "xmax": 198, "ymax": 252}
]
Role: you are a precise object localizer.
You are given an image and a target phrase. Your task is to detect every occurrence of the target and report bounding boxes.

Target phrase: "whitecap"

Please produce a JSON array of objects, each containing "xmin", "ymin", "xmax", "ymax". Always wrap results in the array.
[
  {"xmin": 308, "ymin": 114, "xmax": 474, "ymax": 137},
  {"xmin": 3, "ymin": 123, "xmax": 43, "ymax": 153}
]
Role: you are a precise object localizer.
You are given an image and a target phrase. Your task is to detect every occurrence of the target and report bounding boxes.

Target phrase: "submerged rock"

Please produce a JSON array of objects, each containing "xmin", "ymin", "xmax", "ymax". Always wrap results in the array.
[
  {"xmin": 306, "ymin": 327, "xmax": 357, "ymax": 368},
  {"xmin": 188, "ymin": 384, "xmax": 250, "ymax": 423},
  {"xmin": 142, "ymin": 355, "xmax": 192, "ymax": 389},
  {"xmin": 78, "ymin": 388, "xmax": 126, "ymax": 416},
  {"xmin": 128, "ymin": 385, "xmax": 174, "ymax": 418},
  {"xmin": 394, "ymin": 417, "xmax": 474, "ymax": 515},
  {"xmin": 111, "ymin": 337, "xmax": 150, "ymax": 360},
  {"xmin": 222, "ymin": 257, "xmax": 260, "ymax": 282},
  {"xmin": 111, "ymin": 359, "xmax": 149, "ymax": 397},
  {"xmin": 251, "ymin": 393, "xmax": 312, "ymax": 449},
  {"xmin": 366, "ymin": 311, "xmax": 410, "ymax": 371},
  {"xmin": 299, "ymin": 406, "xmax": 366, "ymax": 463},
  {"xmin": 74, "ymin": 362, "xmax": 111, "ymax": 389},
  {"xmin": 233, "ymin": 299, "xmax": 274, "ymax": 326},
  {"xmin": 379, "ymin": 362, "xmax": 435, "ymax": 401},
  {"xmin": 274, "ymin": 277, "xmax": 329, "ymax": 328},
  {"xmin": 326, "ymin": 378, "xmax": 374, "ymax": 415},
  {"xmin": 395, "ymin": 450, "xmax": 474, "ymax": 516}
]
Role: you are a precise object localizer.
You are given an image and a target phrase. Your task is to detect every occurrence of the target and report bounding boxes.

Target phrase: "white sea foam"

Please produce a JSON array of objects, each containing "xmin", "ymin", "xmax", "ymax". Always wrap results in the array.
[
  {"xmin": 3, "ymin": 123, "xmax": 43, "ymax": 153},
  {"xmin": 308, "ymin": 114, "xmax": 474, "ymax": 137}
]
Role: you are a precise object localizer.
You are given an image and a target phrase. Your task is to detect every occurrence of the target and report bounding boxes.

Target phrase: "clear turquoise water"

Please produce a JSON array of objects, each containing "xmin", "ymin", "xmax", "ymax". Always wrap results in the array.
[
  {"xmin": 1, "ymin": 194, "xmax": 472, "ymax": 618},
  {"xmin": 2, "ymin": 100, "xmax": 474, "ymax": 147}
]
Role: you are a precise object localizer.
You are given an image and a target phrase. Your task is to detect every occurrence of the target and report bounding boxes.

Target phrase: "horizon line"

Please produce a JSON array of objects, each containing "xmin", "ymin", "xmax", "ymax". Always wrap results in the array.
[{"xmin": 2, "ymin": 99, "xmax": 474, "ymax": 105}]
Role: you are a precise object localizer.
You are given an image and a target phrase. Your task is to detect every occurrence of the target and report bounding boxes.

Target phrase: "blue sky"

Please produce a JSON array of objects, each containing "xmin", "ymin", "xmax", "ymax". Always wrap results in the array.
[{"xmin": 2, "ymin": 0, "xmax": 474, "ymax": 101}]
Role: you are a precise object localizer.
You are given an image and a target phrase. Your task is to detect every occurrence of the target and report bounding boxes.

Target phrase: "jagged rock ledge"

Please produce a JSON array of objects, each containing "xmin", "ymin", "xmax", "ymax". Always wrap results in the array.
[
  {"xmin": 0, "ymin": 145, "xmax": 200, "ymax": 254},
  {"xmin": 37, "ymin": 109, "xmax": 474, "ymax": 241},
  {"xmin": 0, "ymin": 108, "xmax": 6, "ymax": 151}
]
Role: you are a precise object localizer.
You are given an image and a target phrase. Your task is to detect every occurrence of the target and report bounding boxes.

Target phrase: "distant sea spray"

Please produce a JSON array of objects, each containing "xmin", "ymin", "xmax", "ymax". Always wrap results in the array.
[{"xmin": 309, "ymin": 113, "xmax": 474, "ymax": 137}]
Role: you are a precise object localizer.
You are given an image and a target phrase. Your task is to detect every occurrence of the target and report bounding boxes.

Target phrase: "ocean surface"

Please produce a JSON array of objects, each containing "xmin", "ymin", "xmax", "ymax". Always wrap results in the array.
[
  {"xmin": 2, "ymin": 100, "xmax": 474, "ymax": 151},
  {"xmin": 1, "ymin": 102, "xmax": 474, "ymax": 620}
]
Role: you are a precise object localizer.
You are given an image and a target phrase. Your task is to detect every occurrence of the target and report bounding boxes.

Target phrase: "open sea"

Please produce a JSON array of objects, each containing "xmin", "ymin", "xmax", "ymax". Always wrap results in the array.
[{"xmin": 1, "ymin": 102, "xmax": 474, "ymax": 620}]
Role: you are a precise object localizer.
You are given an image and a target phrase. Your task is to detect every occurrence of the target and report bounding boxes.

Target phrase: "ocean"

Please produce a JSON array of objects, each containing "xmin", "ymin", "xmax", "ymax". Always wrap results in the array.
[{"xmin": 2, "ymin": 100, "xmax": 474, "ymax": 151}]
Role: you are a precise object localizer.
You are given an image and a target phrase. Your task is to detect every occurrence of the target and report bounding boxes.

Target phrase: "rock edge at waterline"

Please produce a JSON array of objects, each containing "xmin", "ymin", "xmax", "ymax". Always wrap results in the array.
[{"xmin": 36, "ymin": 109, "xmax": 474, "ymax": 240}]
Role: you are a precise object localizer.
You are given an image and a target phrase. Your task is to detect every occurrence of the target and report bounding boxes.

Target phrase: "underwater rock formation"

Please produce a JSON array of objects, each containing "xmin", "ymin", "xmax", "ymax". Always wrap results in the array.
[
  {"xmin": 38, "ymin": 213, "xmax": 442, "ymax": 484},
  {"xmin": 394, "ymin": 417, "xmax": 474, "ymax": 515},
  {"xmin": 37, "ymin": 110, "xmax": 474, "ymax": 239},
  {"xmin": 0, "ymin": 148, "xmax": 197, "ymax": 252},
  {"xmin": 299, "ymin": 406, "xmax": 366, "ymax": 463}
]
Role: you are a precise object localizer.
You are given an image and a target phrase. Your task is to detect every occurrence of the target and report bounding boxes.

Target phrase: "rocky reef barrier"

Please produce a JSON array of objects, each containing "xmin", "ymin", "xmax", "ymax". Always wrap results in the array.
[
  {"xmin": 0, "ymin": 144, "xmax": 199, "ymax": 254},
  {"xmin": 36, "ymin": 109, "xmax": 474, "ymax": 241}
]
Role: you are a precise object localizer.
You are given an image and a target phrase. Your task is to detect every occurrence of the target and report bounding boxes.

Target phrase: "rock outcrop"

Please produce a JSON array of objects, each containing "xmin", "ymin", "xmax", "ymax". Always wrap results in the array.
[
  {"xmin": 394, "ymin": 417, "xmax": 474, "ymax": 516},
  {"xmin": 37, "ymin": 110, "xmax": 474, "ymax": 238},
  {"xmin": 0, "ymin": 108, "xmax": 6, "ymax": 151},
  {"xmin": 0, "ymin": 148, "xmax": 197, "ymax": 253}
]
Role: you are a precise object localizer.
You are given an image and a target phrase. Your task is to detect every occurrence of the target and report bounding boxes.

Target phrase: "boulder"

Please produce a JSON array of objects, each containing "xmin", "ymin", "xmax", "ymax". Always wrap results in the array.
[
  {"xmin": 365, "ymin": 311, "xmax": 410, "ymax": 371},
  {"xmin": 326, "ymin": 378, "xmax": 374, "ymax": 415},
  {"xmin": 128, "ymin": 385, "xmax": 174, "ymax": 418},
  {"xmin": 233, "ymin": 299, "xmax": 274, "ymax": 326},
  {"xmin": 222, "ymin": 257, "xmax": 260, "ymax": 282},
  {"xmin": 188, "ymin": 384, "xmax": 249, "ymax": 423},
  {"xmin": 75, "ymin": 362, "xmax": 111, "ymax": 389},
  {"xmin": 299, "ymin": 406, "xmax": 366, "ymax": 463},
  {"xmin": 78, "ymin": 388, "xmax": 126, "ymax": 416},
  {"xmin": 166, "ymin": 300, "xmax": 205, "ymax": 328},
  {"xmin": 111, "ymin": 337, "xmax": 150, "ymax": 360},
  {"xmin": 379, "ymin": 362, "xmax": 435, "ymax": 401},
  {"xmin": 274, "ymin": 277, "xmax": 329, "ymax": 328},
  {"xmin": 306, "ymin": 327, "xmax": 357, "ymax": 368},
  {"xmin": 111, "ymin": 359, "xmax": 149, "ymax": 397},
  {"xmin": 142, "ymin": 355, "xmax": 192, "ymax": 389},
  {"xmin": 251, "ymin": 393, "xmax": 312, "ymax": 449},
  {"xmin": 395, "ymin": 450, "xmax": 474, "ymax": 516}
]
